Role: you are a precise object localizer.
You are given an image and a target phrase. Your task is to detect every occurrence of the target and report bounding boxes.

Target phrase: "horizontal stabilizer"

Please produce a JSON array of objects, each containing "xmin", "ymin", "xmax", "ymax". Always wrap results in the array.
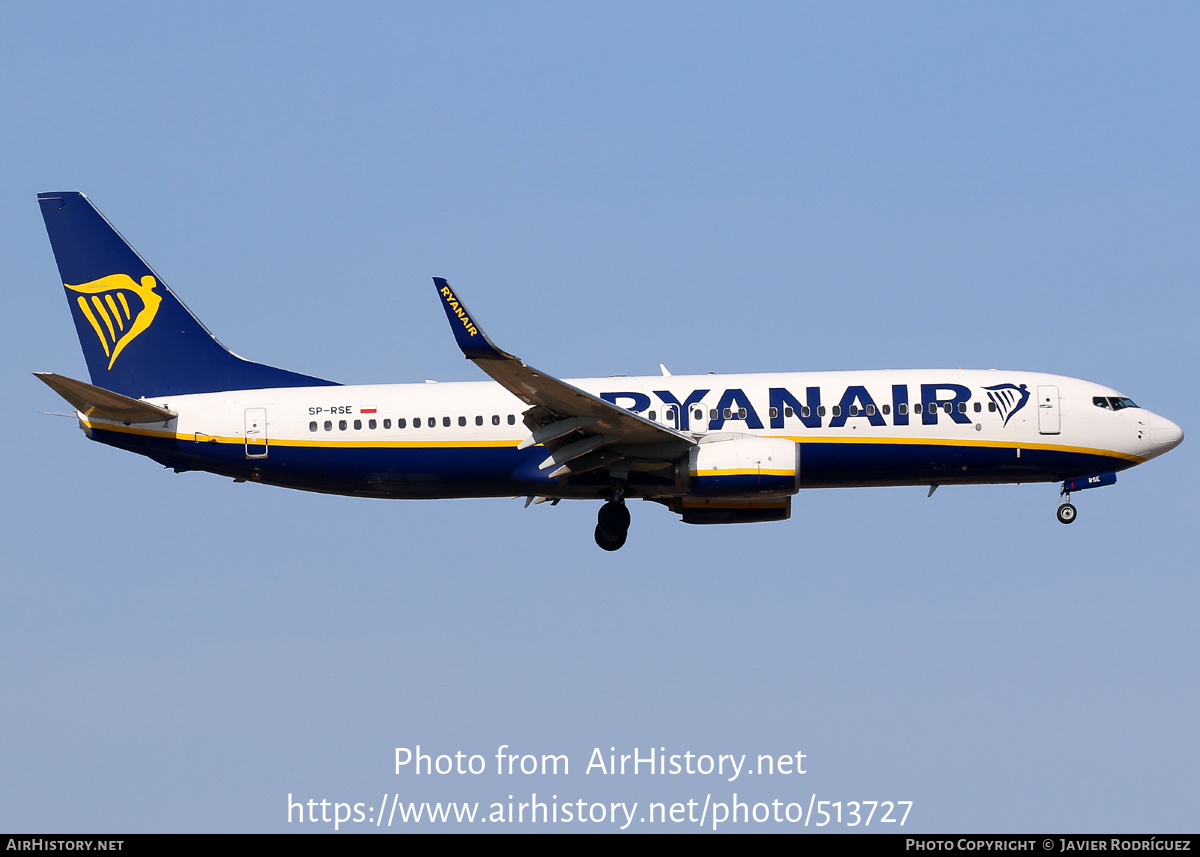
[{"xmin": 34, "ymin": 372, "xmax": 176, "ymax": 423}]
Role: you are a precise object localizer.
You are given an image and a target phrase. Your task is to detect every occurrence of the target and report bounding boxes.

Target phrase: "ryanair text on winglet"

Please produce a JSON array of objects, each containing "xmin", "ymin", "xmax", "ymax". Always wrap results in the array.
[{"xmin": 440, "ymin": 286, "xmax": 478, "ymax": 337}]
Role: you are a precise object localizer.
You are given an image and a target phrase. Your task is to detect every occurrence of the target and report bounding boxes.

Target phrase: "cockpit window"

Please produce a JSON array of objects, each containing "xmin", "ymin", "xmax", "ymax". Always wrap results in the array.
[{"xmin": 1095, "ymin": 396, "xmax": 1139, "ymax": 411}]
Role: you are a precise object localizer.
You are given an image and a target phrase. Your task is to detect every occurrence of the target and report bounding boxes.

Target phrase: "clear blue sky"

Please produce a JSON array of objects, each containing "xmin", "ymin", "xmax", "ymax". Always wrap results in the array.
[{"xmin": 2, "ymin": 2, "xmax": 1197, "ymax": 832}]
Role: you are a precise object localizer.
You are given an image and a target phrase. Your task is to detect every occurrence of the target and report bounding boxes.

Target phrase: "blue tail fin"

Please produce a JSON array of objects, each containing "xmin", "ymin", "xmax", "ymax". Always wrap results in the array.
[{"xmin": 38, "ymin": 192, "xmax": 339, "ymax": 398}]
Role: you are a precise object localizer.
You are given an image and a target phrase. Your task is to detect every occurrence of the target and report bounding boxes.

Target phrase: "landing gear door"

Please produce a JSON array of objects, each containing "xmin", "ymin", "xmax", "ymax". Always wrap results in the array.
[
  {"xmin": 1037, "ymin": 385, "xmax": 1060, "ymax": 435},
  {"xmin": 245, "ymin": 407, "xmax": 268, "ymax": 457}
]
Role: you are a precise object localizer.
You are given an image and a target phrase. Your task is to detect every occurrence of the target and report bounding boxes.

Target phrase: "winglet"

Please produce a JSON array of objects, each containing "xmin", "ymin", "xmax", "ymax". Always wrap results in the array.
[{"xmin": 433, "ymin": 278, "xmax": 506, "ymax": 360}]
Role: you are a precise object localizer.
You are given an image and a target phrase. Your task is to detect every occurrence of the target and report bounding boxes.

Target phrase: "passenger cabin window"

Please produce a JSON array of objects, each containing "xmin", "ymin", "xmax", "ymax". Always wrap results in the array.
[
  {"xmin": 832, "ymin": 406, "xmax": 841, "ymax": 417},
  {"xmin": 848, "ymin": 405, "xmax": 859, "ymax": 416},
  {"xmin": 882, "ymin": 404, "xmax": 890, "ymax": 415},
  {"xmin": 324, "ymin": 420, "xmax": 332, "ymax": 431},
  {"xmin": 476, "ymin": 416, "xmax": 483, "ymax": 426},
  {"xmin": 492, "ymin": 415, "xmax": 500, "ymax": 425},
  {"xmin": 957, "ymin": 403, "xmax": 966, "ymax": 413},
  {"xmin": 973, "ymin": 402, "xmax": 981, "ymax": 413},
  {"xmin": 508, "ymin": 415, "xmax": 516, "ymax": 425},
  {"xmin": 309, "ymin": 421, "xmax": 318, "ymax": 432},
  {"xmin": 339, "ymin": 420, "xmax": 347, "ymax": 430},
  {"xmin": 784, "ymin": 407, "xmax": 793, "ymax": 418},
  {"xmin": 369, "ymin": 419, "xmax": 377, "ymax": 429},
  {"xmin": 988, "ymin": 402, "xmax": 996, "ymax": 412},
  {"xmin": 384, "ymin": 419, "xmax": 392, "ymax": 429},
  {"xmin": 802, "ymin": 406, "xmax": 811, "ymax": 418},
  {"xmin": 443, "ymin": 417, "xmax": 451, "ymax": 427},
  {"xmin": 818, "ymin": 406, "xmax": 826, "ymax": 417},
  {"xmin": 414, "ymin": 418, "xmax": 421, "ymax": 428},
  {"xmin": 354, "ymin": 419, "xmax": 362, "ymax": 430},
  {"xmin": 458, "ymin": 416, "xmax": 466, "ymax": 427},
  {"xmin": 649, "ymin": 410, "xmax": 657, "ymax": 421},
  {"xmin": 694, "ymin": 409, "xmax": 704, "ymax": 420},
  {"xmin": 866, "ymin": 404, "xmax": 876, "ymax": 416},
  {"xmin": 898, "ymin": 404, "xmax": 908, "ymax": 416}
]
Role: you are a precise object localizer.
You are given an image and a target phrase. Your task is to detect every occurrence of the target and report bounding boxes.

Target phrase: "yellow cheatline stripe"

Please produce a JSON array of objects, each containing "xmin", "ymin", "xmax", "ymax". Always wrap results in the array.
[
  {"xmin": 104, "ymin": 294, "xmax": 125, "ymax": 331},
  {"xmin": 692, "ymin": 468, "xmax": 796, "ymax": 477},
  {"xmin": 272, "ymin": 438, "xmax": 519, "ymax": 449},
  {"xmin": 91, "ymin": 295, "xmax": 116, "ymax": 341},
  {"xmin": 778, "ymin": 434, "xmax": 1147, "ymax": 464},
  {"xmin": 76, "ymin": 297, "xmax": 111, "ymax": 357},
  {"xmin": 81, "ymin": 420, "xmax": 521, "ymax": 448},
  {"xmin": 78, "ymin": 420, "xmax": 1146, "ymax": 463}
]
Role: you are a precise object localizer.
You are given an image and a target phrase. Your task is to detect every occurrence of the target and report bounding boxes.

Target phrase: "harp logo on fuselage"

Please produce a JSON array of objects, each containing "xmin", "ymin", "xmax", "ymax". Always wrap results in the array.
[
  {"xmin": 983, "ymin": 383, "xmax": 1031, "ymax": 427},
  {"xmin": 64, "ymin": 274, "xmax": 162, "ymax": 370}
]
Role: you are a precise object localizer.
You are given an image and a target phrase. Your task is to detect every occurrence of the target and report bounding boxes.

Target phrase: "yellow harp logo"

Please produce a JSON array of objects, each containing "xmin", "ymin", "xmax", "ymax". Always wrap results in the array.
[{"xmin": 65, "ymin": 274, "xmax": 162, "ymax": 370}]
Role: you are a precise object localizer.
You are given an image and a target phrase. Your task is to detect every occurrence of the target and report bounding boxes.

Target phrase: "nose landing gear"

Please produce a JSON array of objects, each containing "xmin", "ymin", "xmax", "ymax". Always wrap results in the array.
[
  {"xmin": 594, "ymin": 490, "xmax": 631, "ymax": 551},
  {"xmin": 1056, "ymin": 472, "xmax": 1117, "ymax": 523},
  {"xmin": 1057, "ymin": 482, "xmax": 1077, "ymax": 524}
]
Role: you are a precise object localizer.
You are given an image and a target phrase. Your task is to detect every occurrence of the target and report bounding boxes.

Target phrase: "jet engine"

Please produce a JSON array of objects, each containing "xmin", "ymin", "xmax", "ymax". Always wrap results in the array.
[{"xmin": 686, "ymin": 435, "xmax": 800, "ymax": 498}]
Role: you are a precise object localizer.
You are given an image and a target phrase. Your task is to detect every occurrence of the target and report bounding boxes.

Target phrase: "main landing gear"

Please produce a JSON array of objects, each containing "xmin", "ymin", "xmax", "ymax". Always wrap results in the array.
[{"xmin": 594, "ymin": 491, "xmax": 631, "ymax": 551}]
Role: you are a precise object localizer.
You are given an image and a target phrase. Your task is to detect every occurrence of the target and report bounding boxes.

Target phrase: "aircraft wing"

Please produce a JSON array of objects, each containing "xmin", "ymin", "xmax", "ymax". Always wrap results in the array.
[{"xmin": 433, "ymin": 278, "xmax": 694, "ymax": 477}]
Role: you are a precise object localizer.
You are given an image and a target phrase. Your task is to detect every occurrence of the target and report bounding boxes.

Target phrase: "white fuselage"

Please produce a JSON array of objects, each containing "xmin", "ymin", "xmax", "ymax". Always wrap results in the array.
[{"xmin": 78, "ymin": 368, "xmax": 1182, "ymax": 500}]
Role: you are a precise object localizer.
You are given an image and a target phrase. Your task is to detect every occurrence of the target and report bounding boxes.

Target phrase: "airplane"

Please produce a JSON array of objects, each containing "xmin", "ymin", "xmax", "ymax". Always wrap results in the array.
[{"xmin": 35, "ymin": 191, "xmax": 1184, "ymax": 550}]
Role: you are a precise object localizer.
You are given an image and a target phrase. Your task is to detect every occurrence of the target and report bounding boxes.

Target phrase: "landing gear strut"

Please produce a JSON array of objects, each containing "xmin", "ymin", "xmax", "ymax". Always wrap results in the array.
[
  {"xmin": 1057, "ymin": 485, "xmax": 1077, "ymax": 525},
  {"xmin": 594, "ymin": 489, "xmax": 631, "ymax": 551}
]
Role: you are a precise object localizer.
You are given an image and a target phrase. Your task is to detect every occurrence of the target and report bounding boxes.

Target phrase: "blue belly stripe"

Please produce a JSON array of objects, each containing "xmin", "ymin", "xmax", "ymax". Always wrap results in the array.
[{"xmin": 88, "ymin": 426, "xmax": 1137, "ymax": 499}]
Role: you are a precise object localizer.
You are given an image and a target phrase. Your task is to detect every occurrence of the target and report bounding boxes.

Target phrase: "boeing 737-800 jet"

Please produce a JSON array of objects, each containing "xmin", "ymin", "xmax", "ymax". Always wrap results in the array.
[{"xmin": 35, "ymin": 192, "xmax": 1184, "ymax": 550}]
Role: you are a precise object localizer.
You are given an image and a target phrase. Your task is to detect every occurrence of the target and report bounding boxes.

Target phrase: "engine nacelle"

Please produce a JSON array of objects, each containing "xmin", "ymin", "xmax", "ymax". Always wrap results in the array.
[
  {"xmin": 669, "ymin": 497, "xmax": 791, "ymax": 525},
  {"xmin": 687, "ymin": 435, "xmax": 800, "ymax": 498}
]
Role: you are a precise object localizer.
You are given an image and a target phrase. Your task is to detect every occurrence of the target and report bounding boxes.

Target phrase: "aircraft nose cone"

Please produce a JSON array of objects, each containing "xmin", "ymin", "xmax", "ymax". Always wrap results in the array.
[{"xmin": 1150, "ymin": 415, "xmax": 1184, "ymax": 455}]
